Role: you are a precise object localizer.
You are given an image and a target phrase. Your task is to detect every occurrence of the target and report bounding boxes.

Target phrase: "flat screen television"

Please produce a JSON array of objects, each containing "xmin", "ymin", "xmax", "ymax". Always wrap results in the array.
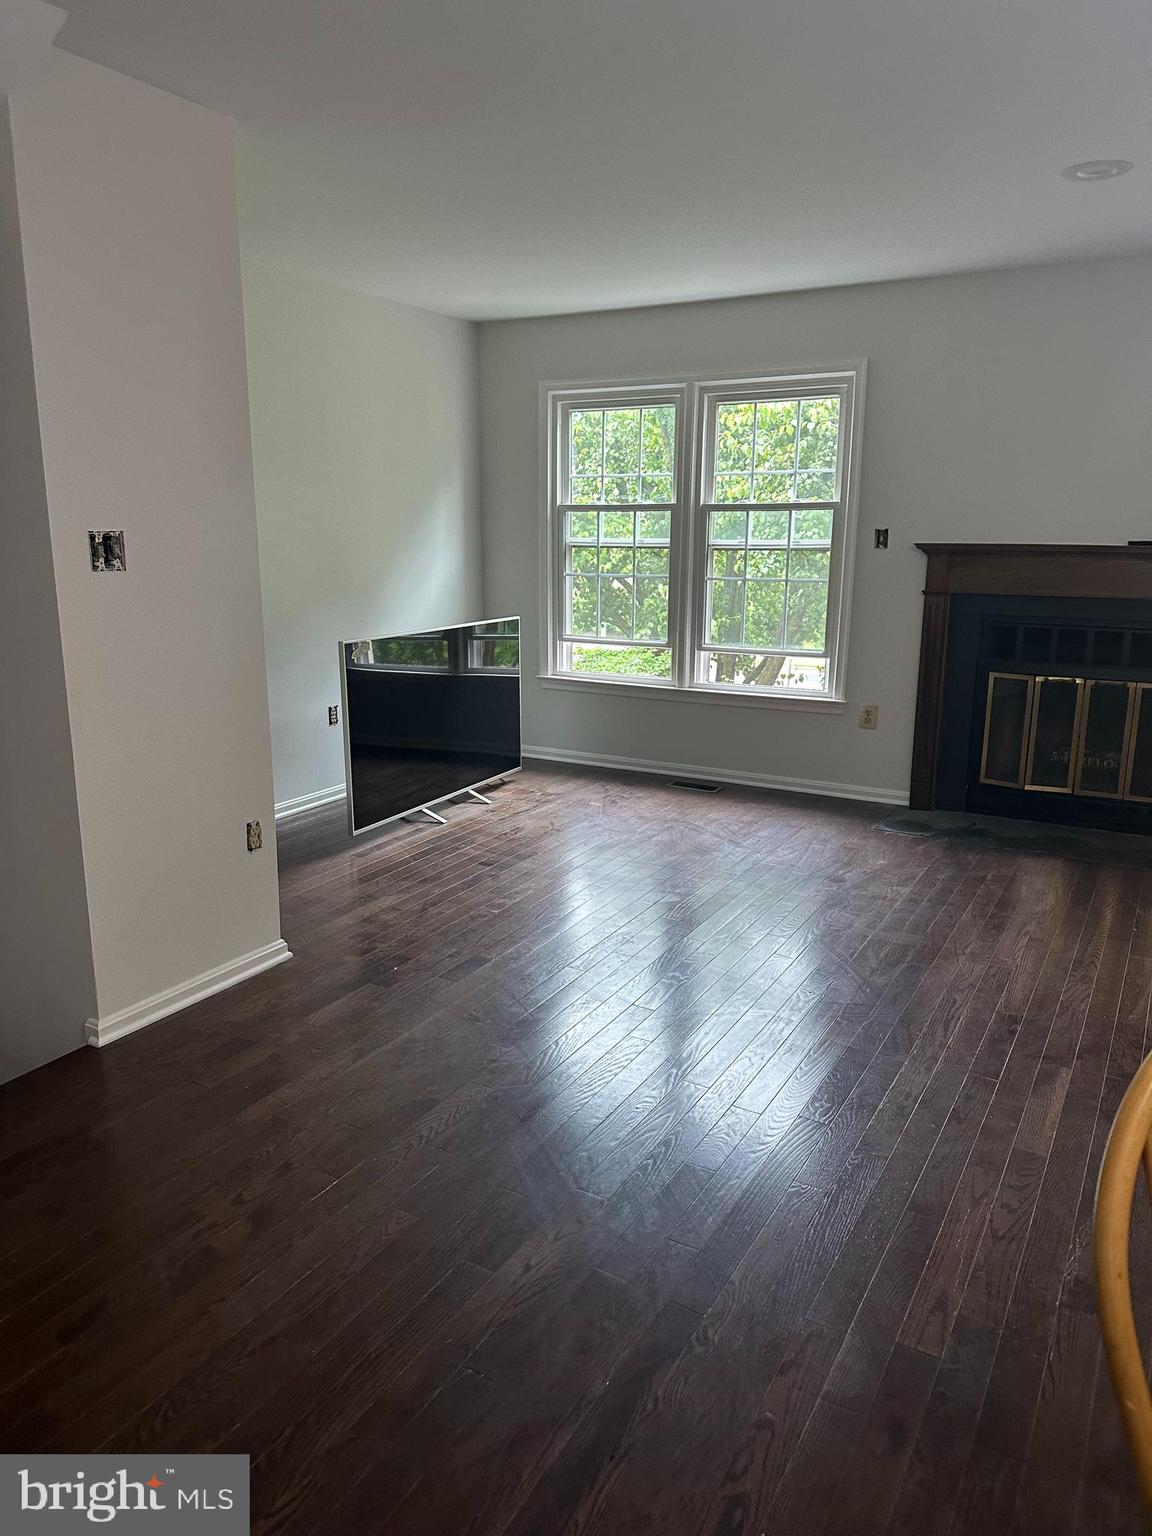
[{"xmin": 340, "ymin": 616, "xmax": 521, "ymax": 835}]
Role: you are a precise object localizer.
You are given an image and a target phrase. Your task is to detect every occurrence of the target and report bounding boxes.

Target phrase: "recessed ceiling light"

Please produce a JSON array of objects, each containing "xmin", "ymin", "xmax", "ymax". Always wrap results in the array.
[{"xmin": 1062, "ymin": 159, "xmax": 1134, "ymax": 181}]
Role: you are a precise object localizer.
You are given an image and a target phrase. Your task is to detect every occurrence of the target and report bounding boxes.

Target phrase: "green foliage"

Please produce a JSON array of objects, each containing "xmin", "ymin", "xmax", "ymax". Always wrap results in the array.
[
  {"xmin": 714, "ymin": 473, "xmax": 752, "ymax": 503},
  {"xmin": 604, "ymin": 409, "xmax": 640, "ymax": 476},
  {"xmin": 568, "ymin": 575, "xmax": 598, "ymax": 636},
  {"xmin": 601, "ymin": 510, "xmax": 633, "ymax": 540},
  {"xmin": 634, "ymin": 579, "xmax": 669, "ymax": 639},
  {"xmin": 750, "ymin": 510, "xmax": 789, "ymax": 542},
  {"xmin": 711, "ymin": 509, "xmax": 747, "ymax": 543},
  {"xmin": 371, "ymin": 636, "xmax": 448, "ymax": 667},
  {"xmin": 788, "ymin": 549, "xmax": 830, "ymax": 581},
  {"xmin": 791, "ymin": 507, "xmax": 833, "ymax": 543},
  {"xmin": 710, "ymin": 395, "xmax": 839, "ymax": 502},
  {"xmin": 600, "ymin": 576, "xmax": 633, "ymax": 638},
  {"xmin": 755, "ymin": 401, "xmax": 796, "ymax": 470},
  {"xmin": 572, "ymin": 645, "xmax": 672, "ymax": 678},
  {"xmin": 710, "ymin": 548, "xmax": 745, "ymax": 579},
  {"xmin": 797, "ymin": 396, "xmax": 839, "ymax": 470},
  {"xmin": 571, "ymin": 411, "xmax": 602, "ymax": 476},
  {"xmin": 475, "ymin": 639, "xmax": 518, "ymax": 668},
  {"xmin": 641, "ymin": 406, "xmax": 675, "ymax": 480},
  {"xmin": 785, "ymin": 582, "xmax": 828, "ymax": 650},
  {"xmin": 638, "ymin": 509, "xmax": 671, "ymax": 541},
  {"xmin": 745, "ymin": 582, "xmax": 786, "ymax": 647},
  {"xmin": 708, "ymin": 580, "xmax": 743, "ymax": 645},
  {"xmin": 569, "ymin": 405, "xmax": 677, "ymax": 504},
  {"xmin": 748, "ymin": 549, "xmax": 787, "ymax": 579},
  {"xmin": 716, "ymin": 401, "xmax": 755, "ymax": 471}
]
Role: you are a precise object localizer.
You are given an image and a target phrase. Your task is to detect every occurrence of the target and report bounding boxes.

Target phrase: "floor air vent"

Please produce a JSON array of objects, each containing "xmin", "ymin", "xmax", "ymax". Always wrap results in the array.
[{"xmin": 668, "ymin": 779, "xmax": 723, "ymax": 793}]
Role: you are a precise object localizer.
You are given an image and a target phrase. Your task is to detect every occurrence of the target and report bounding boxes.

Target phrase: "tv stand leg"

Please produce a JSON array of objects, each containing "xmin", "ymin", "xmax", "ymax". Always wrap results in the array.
[
  {"xmin": 466, "ymin": 788, "xmax": 492, "ymax": 804},
  {"xmin": 414, "ymin": 806, "xmax": 447, "ymax": 825}
]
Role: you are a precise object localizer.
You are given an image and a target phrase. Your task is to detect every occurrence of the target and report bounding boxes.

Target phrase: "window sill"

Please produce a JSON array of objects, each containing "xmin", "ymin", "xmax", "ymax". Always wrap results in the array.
[{"xmin": 537, "ymin": 673, "xmax": 846, "ymax": 712}]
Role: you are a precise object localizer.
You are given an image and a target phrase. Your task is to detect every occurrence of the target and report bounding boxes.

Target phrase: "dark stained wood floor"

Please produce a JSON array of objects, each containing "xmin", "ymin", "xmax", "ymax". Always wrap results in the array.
[{"xmin": 2, "ymin": 763, "xmax": 1150, "ymax": 1534}]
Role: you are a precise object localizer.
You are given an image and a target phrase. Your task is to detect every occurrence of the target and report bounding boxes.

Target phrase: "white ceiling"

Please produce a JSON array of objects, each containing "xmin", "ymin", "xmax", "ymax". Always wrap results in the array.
[{"xmin": 50, "ymin": 0, "xmax": 1152, "ymax": 320}]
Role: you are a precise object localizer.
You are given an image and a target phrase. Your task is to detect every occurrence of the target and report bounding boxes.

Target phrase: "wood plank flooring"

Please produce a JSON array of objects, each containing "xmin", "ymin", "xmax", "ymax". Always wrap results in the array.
[{"xmin": 1, "ymin": 763, "xmax": 1149, "ymax": 1533}]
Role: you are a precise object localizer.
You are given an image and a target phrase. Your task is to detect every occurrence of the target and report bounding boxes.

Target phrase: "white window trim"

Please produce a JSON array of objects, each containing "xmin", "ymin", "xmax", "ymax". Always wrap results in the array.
[{"xmin": 539, "ymin": 362, "xmax": 866, "ymax": 709}]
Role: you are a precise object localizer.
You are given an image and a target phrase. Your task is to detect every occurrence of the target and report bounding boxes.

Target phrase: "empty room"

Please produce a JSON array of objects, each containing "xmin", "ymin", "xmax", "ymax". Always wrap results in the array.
[{"xmin": 2, "ymin": 0, "xmax": 1152, "ymax": 1531}]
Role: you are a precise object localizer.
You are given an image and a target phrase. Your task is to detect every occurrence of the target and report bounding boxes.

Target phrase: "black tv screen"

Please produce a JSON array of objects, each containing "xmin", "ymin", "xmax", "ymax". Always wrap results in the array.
[{"xmin": 340, "ymin": 617, "xmax": 521, "ymax": 834}]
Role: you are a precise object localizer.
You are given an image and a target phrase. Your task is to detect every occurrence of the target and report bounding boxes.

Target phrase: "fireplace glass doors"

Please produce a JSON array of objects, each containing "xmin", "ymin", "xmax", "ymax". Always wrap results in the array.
[{"xmin": 979, "ymin": 673, "xmax": 1152, "ymax": 802}]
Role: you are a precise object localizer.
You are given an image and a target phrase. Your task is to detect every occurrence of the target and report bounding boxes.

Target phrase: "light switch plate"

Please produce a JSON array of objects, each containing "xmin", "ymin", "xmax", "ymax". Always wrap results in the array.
[{"xmin": 89, "ymin": 530, "xmax": 126, "ymax": 571}]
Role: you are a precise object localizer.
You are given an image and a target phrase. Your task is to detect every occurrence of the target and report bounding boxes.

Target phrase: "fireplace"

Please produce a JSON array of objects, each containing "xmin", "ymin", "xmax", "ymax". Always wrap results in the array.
[{"xmin": 910, "ymin": 545, "xmax": 1152, "ymax": 833}]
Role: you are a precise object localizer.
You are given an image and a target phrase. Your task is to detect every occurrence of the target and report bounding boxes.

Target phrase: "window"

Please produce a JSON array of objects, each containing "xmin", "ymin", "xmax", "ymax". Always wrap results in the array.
[
  {"xmin": 546, "ymin": 368, "xmax": 862, "ymax": 703},
  {"xmin": 556, "ymin": 397, "xmax": 680, "ymax": 681}
]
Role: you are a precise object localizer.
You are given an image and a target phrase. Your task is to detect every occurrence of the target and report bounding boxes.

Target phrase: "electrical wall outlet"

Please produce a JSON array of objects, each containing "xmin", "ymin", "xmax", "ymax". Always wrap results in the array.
[
  {"xmin": 858, "ymin": 704, "xmax": 879, "ymax": 730},
  {"xmin": 328, "ymin": 705, "xmax": 339, "ymax": 726},
  {"xmin": 874, "ymin": 527, "xmax": 889, "ymax": 549},
  {"xmin": 246, "ymin": 819, "xmax": 263, "ymax": 852}
]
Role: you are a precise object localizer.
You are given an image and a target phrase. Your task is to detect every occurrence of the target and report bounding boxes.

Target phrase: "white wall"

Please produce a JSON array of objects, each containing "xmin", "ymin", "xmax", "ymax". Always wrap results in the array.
[
  {"xmin": 0, "ymin": 101, "xmax": 96, "ymax": 1082},
  {"xmin": 9, "ymin": 52, "xmax": 285, "ymax": 1029},
  {"xmin": 478, "ymin": 256, "xmax": 1152, "ymax": 800},
  {"xmin": 242, "ymin": 258, "xmax": 483, "ymax": 810}
]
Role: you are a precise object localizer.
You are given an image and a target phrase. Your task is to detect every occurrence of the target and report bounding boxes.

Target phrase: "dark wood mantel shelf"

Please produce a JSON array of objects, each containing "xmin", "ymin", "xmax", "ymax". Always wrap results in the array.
[
  {"xmin": 910, "ymin": 543, "xmax": 1152, "ymax": 811},
  {"xmin": 917, "ymin": 543, "xmax": 1152, "ymax": 601}
]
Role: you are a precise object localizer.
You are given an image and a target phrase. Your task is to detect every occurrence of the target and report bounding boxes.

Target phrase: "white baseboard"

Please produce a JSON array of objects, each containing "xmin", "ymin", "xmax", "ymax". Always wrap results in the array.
[
  {"xmin": 274, "ymin": 783, "xmax": 346, "ymax": 820},
  {"xmin": 85, "ymin": 939, "xmax": 293, "ymax": 1049},
  {"xmin": 521, "ymin": 744, "xmax": 909, "ymax": 808}
]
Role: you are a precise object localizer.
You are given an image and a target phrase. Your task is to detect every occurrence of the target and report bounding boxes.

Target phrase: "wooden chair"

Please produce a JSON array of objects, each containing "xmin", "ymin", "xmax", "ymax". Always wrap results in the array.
[{"xmin": 1096, "ymin": 1051, "xmax": 1152, "ymax": 1509}]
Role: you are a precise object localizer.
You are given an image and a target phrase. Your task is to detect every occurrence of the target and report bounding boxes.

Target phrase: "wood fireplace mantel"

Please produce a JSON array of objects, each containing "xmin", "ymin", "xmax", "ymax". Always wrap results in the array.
[{"xmin": 910, "ymin": 543, "xmax": 1152, "ymax": 811}]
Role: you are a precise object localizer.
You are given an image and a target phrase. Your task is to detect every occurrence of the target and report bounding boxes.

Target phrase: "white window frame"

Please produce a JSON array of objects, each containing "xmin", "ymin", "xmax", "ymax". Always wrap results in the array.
[
  {"xmin": 541, "ymin": 363, "xmax": 865, "ymax": 710},
  {"xmin": 545, "ymin": 381, "xmax": 690, "ymax": 689}
]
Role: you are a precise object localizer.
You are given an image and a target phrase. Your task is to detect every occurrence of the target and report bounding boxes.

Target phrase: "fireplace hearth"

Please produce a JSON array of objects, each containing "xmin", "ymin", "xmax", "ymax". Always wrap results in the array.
[{"xmin": 910, "ymin": 545, "xmax": 1152, "ymax": 833}]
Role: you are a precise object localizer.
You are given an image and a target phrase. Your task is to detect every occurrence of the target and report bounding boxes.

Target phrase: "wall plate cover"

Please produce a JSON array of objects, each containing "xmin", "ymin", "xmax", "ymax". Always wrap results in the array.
[{"xmin": 89, "ymin": 530, "xmax": 126, "ymax": 571}]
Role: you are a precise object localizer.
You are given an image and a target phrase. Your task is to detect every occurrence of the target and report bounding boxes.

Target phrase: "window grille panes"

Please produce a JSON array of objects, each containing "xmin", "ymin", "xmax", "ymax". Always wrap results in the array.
[
  {"xmin": 560, "ymin": 403, "xmax": 677, "ymax": 680},
  {"xmin": 701, "ymin": 394, "xmax": 840, "ymax": 692},
  {"xmin": 547, "ymin": 375, "xmax": 857, "ymax": 700}
]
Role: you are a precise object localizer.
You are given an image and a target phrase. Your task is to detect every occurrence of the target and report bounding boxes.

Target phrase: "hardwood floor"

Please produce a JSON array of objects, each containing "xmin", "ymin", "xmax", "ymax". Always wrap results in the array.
[{"xmin": 1, "ymin": 762, "xmax": 1148, "ymax": 1533}]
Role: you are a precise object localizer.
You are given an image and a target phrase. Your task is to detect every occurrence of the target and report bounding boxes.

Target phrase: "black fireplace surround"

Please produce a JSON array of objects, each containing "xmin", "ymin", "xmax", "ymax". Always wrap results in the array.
[{"xmin": 936, "ymin": 594, "xmax": 1152, "ymax": 833}]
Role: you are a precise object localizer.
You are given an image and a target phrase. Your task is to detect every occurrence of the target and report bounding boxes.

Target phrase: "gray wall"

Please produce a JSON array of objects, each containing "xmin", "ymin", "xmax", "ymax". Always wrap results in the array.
[
  {"xmin": 0, "ymin": 103, "xmax": 96, "ymax": 1082},
  {"xmin": 478, "ymin": 255, "xmax": 1152, "ymax": 801},
  {"xmin": 243, "ymin": 258, "xmax": 483, "ymax": 811},
  {"xmin": 10, "ymin": 53, "xmax": 284, "ymax": 1030}
]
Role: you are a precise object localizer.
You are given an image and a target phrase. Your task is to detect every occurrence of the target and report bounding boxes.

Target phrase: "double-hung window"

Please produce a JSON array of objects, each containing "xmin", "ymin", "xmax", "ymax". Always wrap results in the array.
[
  {"xmin": 546, "ymin": 367, "xmax": 863, "ymax": 703},
  {"xmin": 554, "ymin": 392, "xmax": 683, "ymax": 682}
]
